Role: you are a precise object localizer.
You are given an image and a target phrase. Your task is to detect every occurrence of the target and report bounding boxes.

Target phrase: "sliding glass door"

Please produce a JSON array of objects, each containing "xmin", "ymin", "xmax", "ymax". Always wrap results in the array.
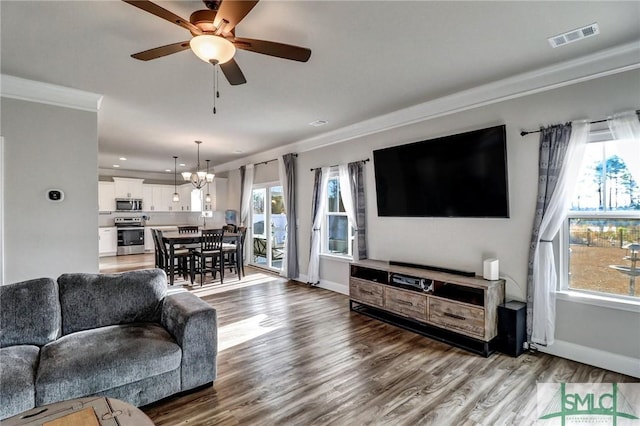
[{"xmin": 250, "ymin": 184, "xmax": 286, "ymax": 271}]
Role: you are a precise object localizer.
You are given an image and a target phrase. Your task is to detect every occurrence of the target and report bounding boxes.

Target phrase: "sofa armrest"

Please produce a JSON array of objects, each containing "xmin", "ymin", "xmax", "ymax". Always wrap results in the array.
[{"xmin": 161, "ymin": 292, "xmax": 217, "ymax": 391}]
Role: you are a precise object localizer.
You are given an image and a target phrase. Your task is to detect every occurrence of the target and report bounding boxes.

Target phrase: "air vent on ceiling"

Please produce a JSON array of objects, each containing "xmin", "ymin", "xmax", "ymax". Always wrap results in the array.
[
  {"xmin": 548, "ymin": 23, "xmax": 600, "ymax": 48},
  {"xmin": 309, "ymin": 120, "xmax": 328, "ymax": 127}
]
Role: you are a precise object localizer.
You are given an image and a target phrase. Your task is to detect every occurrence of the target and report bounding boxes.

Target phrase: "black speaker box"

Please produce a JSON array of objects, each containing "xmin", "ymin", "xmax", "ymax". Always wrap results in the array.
[{"xmin": 497, "ymin": 301, "xmax": 526, "ymax": 357}]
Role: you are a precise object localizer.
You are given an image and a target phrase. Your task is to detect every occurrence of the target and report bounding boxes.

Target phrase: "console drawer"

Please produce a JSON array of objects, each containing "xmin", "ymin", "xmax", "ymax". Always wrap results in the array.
[
  {"xmin": 384, "ymin": 287, "xmax": 427, "ymax": 321},
  {"xmin": 350, "ymin": 278, "xmax": 384, "ymax": 308},
  {"xmin": 429, "ymin": 298, "xmax": 485, "ymax": 338}
]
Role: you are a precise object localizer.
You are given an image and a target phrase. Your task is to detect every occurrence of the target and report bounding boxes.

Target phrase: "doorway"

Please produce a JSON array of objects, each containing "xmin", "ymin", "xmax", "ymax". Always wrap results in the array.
[{"xmin": 250, "ymin": 184, "xmax": 285, "ymax": 272}]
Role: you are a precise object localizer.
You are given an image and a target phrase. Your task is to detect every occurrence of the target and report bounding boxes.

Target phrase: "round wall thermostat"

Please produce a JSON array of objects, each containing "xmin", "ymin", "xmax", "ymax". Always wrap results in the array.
[{"xmin": 46, "ymin": 189, "xmax": 65, "ymax": 203}]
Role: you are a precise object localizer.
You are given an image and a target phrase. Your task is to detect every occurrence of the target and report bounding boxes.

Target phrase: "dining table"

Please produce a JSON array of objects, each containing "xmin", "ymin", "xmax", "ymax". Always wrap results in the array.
[{"xmin": 161, "ymin": 230, "xmax": 243, "ymax": 286}]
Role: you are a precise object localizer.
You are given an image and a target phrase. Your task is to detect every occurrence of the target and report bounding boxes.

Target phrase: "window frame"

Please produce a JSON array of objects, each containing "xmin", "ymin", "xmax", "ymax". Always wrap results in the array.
[
  {"xmin": 557, "ymin": 130, "xmax": 640, "ymax": 310},
  {"xmin": 321, "ymin": 169, "xmax": 354, "ymax": 259}
]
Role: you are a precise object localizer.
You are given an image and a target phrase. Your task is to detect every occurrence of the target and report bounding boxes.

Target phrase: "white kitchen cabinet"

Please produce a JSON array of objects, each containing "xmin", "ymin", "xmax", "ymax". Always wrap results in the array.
[
  {"xmin": 144, "ymin": 227, "xmax": 155, "ymax": 252},
  {"xmin": 178, "ymin": 184, "xmax": 193, "ymax": 212},
  {"xmin": 113, "ymin": 177, "xmax": 144, "ymax": 199},
  {"xmin": 142, "ymin": 185, "xmax": 154, "ymax": 211},
  {"xmin": 98, "ymin": 182, "xmax": 115, "ymax": 212},
  {"xmin": 164, "ymin": 186, "xmax": 179, "ymax": 211},
  {"xmin": 98, "ymin": 227, "xmax": 117, "ymax": 257},
  {"xmin": 190, "ymin": 188, "xmax": 203, "ymax": 212},
  {"xmin": 142, "ymin": 184, "xmax": 177, "ymax": 211}
]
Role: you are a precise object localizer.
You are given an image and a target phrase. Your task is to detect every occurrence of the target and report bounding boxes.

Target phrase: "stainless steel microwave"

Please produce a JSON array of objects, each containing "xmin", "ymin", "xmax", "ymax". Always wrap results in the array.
[{"xmin": 115, "ymin": 198, "xmax": 143, "ymax": 211}]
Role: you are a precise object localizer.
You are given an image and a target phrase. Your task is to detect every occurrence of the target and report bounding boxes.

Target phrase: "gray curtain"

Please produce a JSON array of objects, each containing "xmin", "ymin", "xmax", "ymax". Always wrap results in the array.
[
  {"xmin": 526, "ymin": 123, "xmax": 572, "ymax": 343},
  {"xmin": 239, "ymin": 165, "xmax": 245, "ymax": 214},
  {"xmin": 282, "ymin": 153, "xmax": 299, "ymax": 279},
  {"xmin": 348, "ymin": 161, "xmax": 368, "ymax": 259},
  {"xmin": 309, "ymin": 168, "xmax": 323, "ymax": 258}
]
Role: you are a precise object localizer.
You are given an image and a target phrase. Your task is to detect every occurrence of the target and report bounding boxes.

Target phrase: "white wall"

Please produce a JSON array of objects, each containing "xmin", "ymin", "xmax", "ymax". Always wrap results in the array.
[
  {"xmin": 2, "ymin": 97, "xmax": 99, "ymax": 283},
  {"xmin": 291, "ymin": 69, "xmax": 640, "ymax": 375}
]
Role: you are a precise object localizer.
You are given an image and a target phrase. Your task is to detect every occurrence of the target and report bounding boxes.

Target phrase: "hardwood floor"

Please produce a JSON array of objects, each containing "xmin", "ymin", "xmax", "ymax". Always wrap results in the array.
[{"xmin": 132, "ymin": 276, "xmax": 636, "ymax": 426}]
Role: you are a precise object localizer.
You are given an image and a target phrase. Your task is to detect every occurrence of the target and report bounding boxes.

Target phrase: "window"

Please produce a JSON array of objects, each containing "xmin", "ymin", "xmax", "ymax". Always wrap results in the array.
[
  {"xmin": 322, "ymin": 172, "xmax": 354, "ymax": 257},
  {"xmin": 562, "ymin": 136, "xmax": 640, "ymax": 299}
]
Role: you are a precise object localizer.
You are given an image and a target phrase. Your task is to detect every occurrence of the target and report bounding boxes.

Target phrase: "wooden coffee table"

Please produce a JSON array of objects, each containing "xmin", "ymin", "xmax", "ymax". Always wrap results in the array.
[{"xmin": 1, "ymin": 397, "xmax": 154, "ymax": 426}]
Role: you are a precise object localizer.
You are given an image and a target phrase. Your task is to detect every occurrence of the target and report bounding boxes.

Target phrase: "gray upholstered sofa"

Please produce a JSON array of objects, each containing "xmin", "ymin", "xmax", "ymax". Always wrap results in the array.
[{"xmin": 0, "ymin": 269, "xmax": 217, "ymax": 420}]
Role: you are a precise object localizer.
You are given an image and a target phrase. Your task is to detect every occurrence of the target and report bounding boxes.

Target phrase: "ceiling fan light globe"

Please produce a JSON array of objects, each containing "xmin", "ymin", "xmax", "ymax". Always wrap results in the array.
[{"xmin": 190, "ymin": 35, "xmax": 236, "ymax": 64}]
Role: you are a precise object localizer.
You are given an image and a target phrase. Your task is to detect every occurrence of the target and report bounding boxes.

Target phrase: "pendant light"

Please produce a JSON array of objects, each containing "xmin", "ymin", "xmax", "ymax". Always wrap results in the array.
[
  {"xmin": 182, "ymin": 141, "xmax": 215, "ymax": 189},
  {"xmin": 172, "ymin": 156, "xmax": 180, "ymax": 203},
  {"xmin": 205, "ymin": 160, "xmax": 213, "ymax": 203}
]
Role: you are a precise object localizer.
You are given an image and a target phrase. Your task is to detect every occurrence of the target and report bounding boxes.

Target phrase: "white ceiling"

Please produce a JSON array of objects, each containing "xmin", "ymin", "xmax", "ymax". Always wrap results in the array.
[{"xmin": 2, "ymin": 1, "xmax": 639, "ymax": 177}]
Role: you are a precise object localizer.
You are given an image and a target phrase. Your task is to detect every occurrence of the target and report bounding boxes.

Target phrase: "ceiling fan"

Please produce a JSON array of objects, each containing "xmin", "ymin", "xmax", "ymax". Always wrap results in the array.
[{"xmin": 122, "ymin": 0, "xmax": 312, "ymax": 86}]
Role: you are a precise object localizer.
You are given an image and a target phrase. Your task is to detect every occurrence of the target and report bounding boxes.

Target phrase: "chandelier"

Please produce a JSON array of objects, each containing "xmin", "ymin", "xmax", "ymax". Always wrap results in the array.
[{"xmin": 182, "ymin": 141, "xmax": 215, "ymax": 189}]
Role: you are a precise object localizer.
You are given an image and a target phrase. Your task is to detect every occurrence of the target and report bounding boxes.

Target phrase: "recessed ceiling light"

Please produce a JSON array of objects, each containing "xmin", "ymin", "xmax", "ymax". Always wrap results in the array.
[
  {"xmin": 179, "ymin": 163, "xmax": 186, "ymax": 167},
  {"xmin": 119, "ymin": 157, "xmax": 127, "ymax": 161},
  {"xmin": 165, "ymin": 169, "xmax": 171, "ymax": 172},
  {"xmin": 309, "ymin": 120, "xmax": 328, "ymax": 127},
  {"xmin": 113, "ymin": 165, "xmax": 120, "ymax": 168},
  {"xmin": 234, "ymin": 149, "xmax": 243, "ymax": 154}
]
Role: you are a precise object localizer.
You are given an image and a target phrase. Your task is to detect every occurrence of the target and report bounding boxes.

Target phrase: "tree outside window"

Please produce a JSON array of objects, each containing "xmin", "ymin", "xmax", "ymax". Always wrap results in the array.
[{"xmin": 566, "ymin": 140, "xmax": 640, "ymax": 298}]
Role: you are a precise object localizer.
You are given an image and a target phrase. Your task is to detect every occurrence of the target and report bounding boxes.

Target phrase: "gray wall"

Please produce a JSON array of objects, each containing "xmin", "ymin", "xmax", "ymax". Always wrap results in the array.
[
  {"xmin": 2, "ymin": 97, "xmax": 98, "ymax": 283},
  {"xmin": 290, "ymin": 69, "xmax": 640, "ymax": 362}
]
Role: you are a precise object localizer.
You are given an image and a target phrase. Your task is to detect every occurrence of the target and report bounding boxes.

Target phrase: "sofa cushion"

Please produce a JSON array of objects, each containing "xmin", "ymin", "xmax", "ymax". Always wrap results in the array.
[
  {"xmin": 0, "ymin": 345, "xmax": 40, "ymax": 420},
  {"xmin": 35, "ymin": 323, "xmax": 181, "ymax": 406},
  {"xmin": 0, "ymin": 278, "xmax": 60, "ymax": 348},
  {"xmin": 58, "ymin": 269, "xmax": 167, "ymax": 335}
]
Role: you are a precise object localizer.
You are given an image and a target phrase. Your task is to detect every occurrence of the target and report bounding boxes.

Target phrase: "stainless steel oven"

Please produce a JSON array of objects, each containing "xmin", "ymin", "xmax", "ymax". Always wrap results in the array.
[{"xmin": 115, "ymin": 217, "xmax": 145, "ymax": 255}]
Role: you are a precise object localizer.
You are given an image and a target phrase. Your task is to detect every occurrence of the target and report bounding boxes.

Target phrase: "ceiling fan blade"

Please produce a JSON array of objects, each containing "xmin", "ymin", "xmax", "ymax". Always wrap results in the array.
[
  {"xmin": 220, "ymin": 59, "xmax": 247, "ymax": 85},
  {"xmin": 122, "ymin": 0, "xmax": 201, "ymax": 35},
  {"xmin": 214, "ymin": 0, "xmax": 259, "ymax": 34},
  {"xmin": 233, "ymin": 38, "xmax": 311, "ymax": 62},
  {"xmin": 131, "ymin": 41, "xmax": 191, "ymax": 61}
]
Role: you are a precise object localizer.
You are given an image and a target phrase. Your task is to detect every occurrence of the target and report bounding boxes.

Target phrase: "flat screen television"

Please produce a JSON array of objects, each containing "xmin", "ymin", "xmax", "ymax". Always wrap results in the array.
[{"xmin": 373, "ymin": 125, "xmax": 509, "ymax": 218}]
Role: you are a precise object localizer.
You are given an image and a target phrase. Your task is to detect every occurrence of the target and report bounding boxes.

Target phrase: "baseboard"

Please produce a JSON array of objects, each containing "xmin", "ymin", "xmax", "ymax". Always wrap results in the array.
[
  {"xmin": 538, "ymin": 339, "xmax": 640, "ymax": 378},
  {"xmin": 297, "ymin": 273, "xmax": 349, "ymax": 295}
]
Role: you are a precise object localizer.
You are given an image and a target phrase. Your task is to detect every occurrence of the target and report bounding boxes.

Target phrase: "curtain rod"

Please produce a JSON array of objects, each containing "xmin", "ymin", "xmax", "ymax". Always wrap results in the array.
[
  {"xmin": 310, "ymin": 158, "xmax": 370, "ymax": 172},
  {"xmin": 253, "ymin": 153, "xmax": 298, "ymax": 167},
  {"xmin": 520, "ymin": 109, "xmax": 640, "ymax": 137}
]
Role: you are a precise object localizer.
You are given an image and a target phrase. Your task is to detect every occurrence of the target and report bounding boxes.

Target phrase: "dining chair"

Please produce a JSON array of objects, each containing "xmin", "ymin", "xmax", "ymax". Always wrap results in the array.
[
  {"xmin": 151, "ymin": 229, "xmax": 164, "ymax": 269},
  {"xmin": 191, "ymin": 229, "xmax": 226, "ymax": 286},
  {"xmin": 178, "ymin": 225, "xmax": 199, "ymax": 234},
  {"xmin": 226, "ymin": 227, "xmax": 246, "ymax": 277},
  {"xmin": 155, "ymin": 229, "xmax": 191, "ymax": 283}
]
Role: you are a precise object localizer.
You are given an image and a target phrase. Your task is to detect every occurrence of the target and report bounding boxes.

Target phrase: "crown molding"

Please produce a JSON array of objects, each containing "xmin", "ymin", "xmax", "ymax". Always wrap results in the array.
[
  {"xmin": 0, "ymin": 74, "xmax": 103, "ymax": 112},
  {"xmin": 214, "ymin": 40, "xmax": 640, "ymax": 173}
]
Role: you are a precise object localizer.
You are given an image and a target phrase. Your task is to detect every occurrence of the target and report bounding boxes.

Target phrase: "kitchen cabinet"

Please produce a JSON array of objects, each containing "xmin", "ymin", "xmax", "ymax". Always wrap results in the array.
[
  {"xmin": 143, "ymin": 184, "xmax": 177, "ymax": 211},
  {"xmin": 98, "ymin": 182, "xmax": 115, "ymax": 212},
  {"xmin": 98, "ymin": 227, "xmax": 117, "ymax": 257},
  {"xmin": 178, "ymin": 185, "xmax": 193, "ymax": 212},
  {"xmin": 145, "ymin": 226, "xmax": 178, "ymax": 253},
  {"xmin": 144, "ymin": 227, "xmax": 154, "ymax": 252},
  {"xmin": 113, "ymin": 177, "xmax": 144, "ymax": 199},
  {"xmin": 142, "ymin": 185, "xmax": 154, "ymax": 211}
]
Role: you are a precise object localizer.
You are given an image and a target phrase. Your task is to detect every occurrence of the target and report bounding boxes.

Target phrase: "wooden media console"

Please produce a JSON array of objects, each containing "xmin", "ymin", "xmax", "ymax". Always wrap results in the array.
[{"xmin": 349, "ymin": 259, "xmax": 505, "ymax": 356}]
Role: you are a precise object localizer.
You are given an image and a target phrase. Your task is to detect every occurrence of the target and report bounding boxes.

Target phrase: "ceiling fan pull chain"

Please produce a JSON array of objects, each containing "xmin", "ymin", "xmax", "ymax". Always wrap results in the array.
[
  {"xmin": 216, "ymin": 66, "xmax": 220, "ymax": 99},
  {"xmin": 212, "ymin": 63, "xmax": 217, "ymax": 114}
]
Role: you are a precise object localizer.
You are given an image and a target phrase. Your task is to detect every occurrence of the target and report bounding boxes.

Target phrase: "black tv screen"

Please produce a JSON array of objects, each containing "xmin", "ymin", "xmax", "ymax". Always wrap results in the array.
[{"xmin": 373, "ymin": 125, "xmax": 509, "ymax": 218}]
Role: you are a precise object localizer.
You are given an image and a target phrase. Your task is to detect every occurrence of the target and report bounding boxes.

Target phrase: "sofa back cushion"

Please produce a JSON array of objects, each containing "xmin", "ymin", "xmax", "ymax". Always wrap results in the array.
[
  {"xmin": 58, "ymin": 269, "xmax": 167, "ymax": 335},
  {"xmin": 0, "ymin": 278, "xmax": 61, "ymax": 348}
]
